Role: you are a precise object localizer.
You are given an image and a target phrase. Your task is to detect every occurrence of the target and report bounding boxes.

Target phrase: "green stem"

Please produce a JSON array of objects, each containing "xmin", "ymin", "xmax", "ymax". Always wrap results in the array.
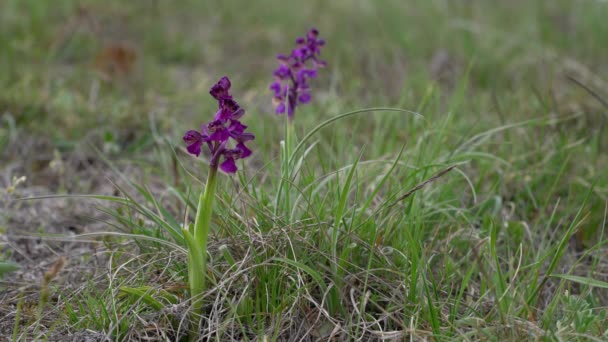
[
  {"xmin": 275, "ymin": 116, "xmax": 296, "ymax": 222},
  {"xmin": 194, "ymin": 167, "xmax": 218, "ymax": 249},
  {"xmin": 186, "ymin": 167, "xmax": 218, "ymax": 340},
  {"xmin": 283, "ymin": 118, "xmax": 295, "ymax": 218},
  {"xmin": 285, "ymin": 116, "xmax": 294, "ymax": 158}
]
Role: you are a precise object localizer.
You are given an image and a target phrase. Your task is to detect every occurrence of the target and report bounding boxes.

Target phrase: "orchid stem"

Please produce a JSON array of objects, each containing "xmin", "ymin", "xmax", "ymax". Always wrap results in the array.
[
  {"xmin": 185, "ymin": 166, "xmax": 218, "ymax": 340},
  {"xmin": 283, "ymin": 117, "xmax": 295, "ymax": 220}
]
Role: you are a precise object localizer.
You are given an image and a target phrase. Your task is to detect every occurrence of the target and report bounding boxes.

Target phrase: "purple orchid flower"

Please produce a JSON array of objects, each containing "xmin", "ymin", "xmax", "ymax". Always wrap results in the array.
[
  {"xmin": 270, "ymin": 28, "xmax": 326, "ymax": 118},
  {"xmin": 183, "ymin": 76, "xmax": 254, "ymax": 174}
]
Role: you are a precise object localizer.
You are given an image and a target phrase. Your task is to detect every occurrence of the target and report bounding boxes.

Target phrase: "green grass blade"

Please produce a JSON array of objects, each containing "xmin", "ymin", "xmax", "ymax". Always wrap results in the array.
[
  {"xmin": 526, "ymin": 186, "xmax": 594, "ymax": 306},
  {"xmin": 550, "ymin": 274, "xmax": 608, "ymax": 289},
  {"xmin": 0, "ymin": 261, "xmax": 19, "ymax": 277},
  {"xmin": 271, "ymin": 257, "xmax": 328, "ymax": 298},
  {"xmin": 118, "ymin": 286, "xmax": 166, "ymax": 311},
  {"xmin": 289, "ymin": 107, "xmax": 422, "ymax": 166}
]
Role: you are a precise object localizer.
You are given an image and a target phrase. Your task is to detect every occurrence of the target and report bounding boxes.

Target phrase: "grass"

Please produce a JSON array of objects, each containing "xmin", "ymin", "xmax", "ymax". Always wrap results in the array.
[{"xmin": 1, "ymin": 0, "xmax": 608, "ymax": 340}]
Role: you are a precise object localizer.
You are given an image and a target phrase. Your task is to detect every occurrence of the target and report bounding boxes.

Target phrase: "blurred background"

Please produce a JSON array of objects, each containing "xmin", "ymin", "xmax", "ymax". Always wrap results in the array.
[
  {"xmin": 2, "ymin": 0, "xmax": 607, "ymax": 144},
  {"xmin": 2, "ymin": 0, "xmax": 608, "ymax": 236}
]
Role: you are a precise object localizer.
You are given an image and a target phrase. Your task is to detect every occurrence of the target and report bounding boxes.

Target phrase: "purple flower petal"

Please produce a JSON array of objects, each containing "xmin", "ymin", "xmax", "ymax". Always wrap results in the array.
[
  {"xmin": 287, "ymin": 101, "xmax": 295, "ymax": 117},
  {"xmin": 209, "ymin": 129, "xmax": 229, "ymax": 142},
  {"xmin": 187, "ymin": 143, "xmax": 201, "ymax": 156},
  {"xmin": 210, "ymin": 76, "xmax": 232, "ymax": 100},
  {"xmin": 183, "ymin": 130, "xmax": 204, "ymax": 156},
  {"xmin": 237, "ymin": 142, "xmax": 252, "ymax": 158},
  {"xmin": 214, "ymin": 108, "xmax": 231, "ymax": 121},
  {"xmin": 269, "ymin": 81, "xmax": 282, "ymax": 96},
  {"xmin": 221, "ymin": 98, "xmax": 240, "ymax": 112},
  {"xmin": 218, "ymin": 76, "xmax": 231, "ymax": 89},
  {"xmin": 292, "ymin": 47, "xmax": 307, "ymax": 59},
  {"xmin": 304, "ymin": 69, "xmax": 317, "ymax": 78},
  {"xmin": 273, "ymin": 65, "xmax": 291, "ymax": 79},
  {"xmin": 228, "ymin": 120, "xmax": 247, "ymax": 135},
  {"xmin": 216, "ymin": 98, "xmax": 244, "ymax": 121},
  {"xmin": 298, "ymin": 92, "xmax": 311, "ymax": 104},
  {"xmin": 220, "ymin": 157, "xmax": 237, "ymax": 173},
  {"xmin": 234, "ymin": 132, "xmax": 255, "ymax": 142},
  {"xmin": 231, "ymin": 107, "xmax": 245, "ymax": 120},
  {"xmin": 183, "ymin": 130, "xmax": 202, "ymax": 144},
  {"xmin": 207, "ymin": 120, "xmax": 230, "ymax": 142},
  {"xmin": 297, "ymin": 69, "xmax": 317, "ymax": 84}
]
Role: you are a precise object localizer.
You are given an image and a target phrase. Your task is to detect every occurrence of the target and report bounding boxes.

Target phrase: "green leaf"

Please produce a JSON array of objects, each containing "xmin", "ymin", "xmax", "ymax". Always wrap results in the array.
[
  {"xmin": 271, "ymin": 257, "xmax": 327, "ymax": 295},
  {"xmin": 119, "ymin": 286, "xmax": 177, "ymax": 311},
  {"xmin": 0, "ymin": 261, "xmax": 19, "ymax": 278},
  {"xmin": 550, "ymin": 274, "xmax": 608, "ymax": 289}
]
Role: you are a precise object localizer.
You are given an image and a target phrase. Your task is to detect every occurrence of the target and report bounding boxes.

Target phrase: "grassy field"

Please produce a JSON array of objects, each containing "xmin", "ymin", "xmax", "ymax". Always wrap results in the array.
[{"xmin": 2, "ymin": 0, "xmax": 608, "ymax": 340}]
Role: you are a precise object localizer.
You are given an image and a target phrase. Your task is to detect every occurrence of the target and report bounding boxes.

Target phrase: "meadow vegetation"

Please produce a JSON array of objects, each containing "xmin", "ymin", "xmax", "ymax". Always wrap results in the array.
[{"xmin": 1, "ymin": 0, "xmax": 608, "ymax": 340}]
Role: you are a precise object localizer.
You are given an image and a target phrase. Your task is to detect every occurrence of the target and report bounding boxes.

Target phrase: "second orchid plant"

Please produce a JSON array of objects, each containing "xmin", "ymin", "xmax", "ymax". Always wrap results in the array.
[
  {"xmin": 270, "ymin": 28, "xmax": 326, "ymax": 218},
  {"xmin": 270, "ymin": 28, "xmax": 326, "ymax": 118}
]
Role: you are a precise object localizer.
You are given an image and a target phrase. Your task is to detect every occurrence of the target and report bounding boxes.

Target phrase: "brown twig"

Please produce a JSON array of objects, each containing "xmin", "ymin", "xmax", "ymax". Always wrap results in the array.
[
  {"xmin": 566, "ymin": 75, "xmax": 608, "ymax": 149},
  {"xmin": 567, "ymin": 75, "xmax": 608, "ymax": 110},
  {"xmin": 389, "ymin": 165, "xmax": 457, "ymax": 208}
]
